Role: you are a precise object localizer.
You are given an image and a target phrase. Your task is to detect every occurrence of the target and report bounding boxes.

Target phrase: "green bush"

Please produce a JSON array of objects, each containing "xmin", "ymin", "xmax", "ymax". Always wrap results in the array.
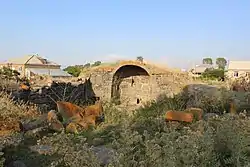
[
  {"xmin": 201, "ymin": 68, "xmax": 225, "ymax": 80},
  {"xmin": 63, "ymin": 66, "xmax": 81, "ymax": 77}
]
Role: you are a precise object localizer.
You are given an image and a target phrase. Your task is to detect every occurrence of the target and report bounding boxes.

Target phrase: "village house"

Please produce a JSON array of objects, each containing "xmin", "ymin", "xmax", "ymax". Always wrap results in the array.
[
  {"xmin": 189, "ymin": 64, "xmax": 214, "ymax": 77},
  {"xmin": 0, "ymin": 55, "xmax": 72, "ymax": 79},
  {"xmin": 226, "ymin": 60, "xmax": 250, "ymax": 79}
]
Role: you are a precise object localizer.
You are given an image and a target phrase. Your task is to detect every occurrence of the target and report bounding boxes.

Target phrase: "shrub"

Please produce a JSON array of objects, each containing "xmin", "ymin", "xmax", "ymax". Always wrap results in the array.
[
  {"xmin": 0, "ymin": 92, "xmax": 39, "ymax": 123},
  {"xmin": 0, "ymin": 92, "xmax": 40, "ymax": 166},
  {"xmin": 201, "ymin": 68, "xmax": 225, "ymax": 81},
  {"xmin": 109, "ymin": 115, "xmax": 250, "ymax": 167}
]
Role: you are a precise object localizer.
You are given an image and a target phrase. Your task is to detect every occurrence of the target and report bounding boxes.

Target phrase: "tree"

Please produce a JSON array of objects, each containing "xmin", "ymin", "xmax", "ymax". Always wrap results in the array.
[
  {"xmin": 63, "ymin": 66, "xmax": 81, "ymax": 77},
  {"xmin": 75, "ymin": 65, "xmax": 84, "ymax": 68},
  {"xmin": 136, "ymin": 56, "xmax": 144, "ymax": 63},
  {"xmin": 83, "ymin": 63, "xmax": 91, "ymax": 68},
  {"xmin": 216, "ymin": 57, "xmax": 227, "ymax": 70},
  {"xmin": 92, "ymin": 61, "xmax": 101, "ymax": 67},
  {"xmin": 202, "ymin": 58, "xmax": 213, "ymax": 65}
]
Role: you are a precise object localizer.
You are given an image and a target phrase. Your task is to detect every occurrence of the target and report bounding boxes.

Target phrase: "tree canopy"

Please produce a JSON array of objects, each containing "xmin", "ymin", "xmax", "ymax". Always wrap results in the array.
[
  {"xmin": 136, "ymin": 56, "xmax": 144, "ymax": 63},
  {"xmin": 63, "ymin": 61, "xmax": 102, "ymax": 77},
  {"xmin": 216, "ymin": 57, "xmax": 227, "ymax": 70},
  {"xmin": 92, "ymin": 61, "xmax": 102, "ymax": 67},
  {"xmin": 202, "ymin": 58, "xmax": 213, "ymax": 65},
  {"xmin": 83, "ymin": 63, "xmax": 91, "ymax": 68},
  {"xmin": 63, "ymin": 66, "xmax": 81, "ymax": 77}
]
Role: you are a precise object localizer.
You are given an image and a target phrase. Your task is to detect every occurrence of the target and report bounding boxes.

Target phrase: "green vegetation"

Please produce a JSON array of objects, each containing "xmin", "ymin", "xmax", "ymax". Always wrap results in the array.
[
  {"xmin": 136, "ymin": 56, "xmax": 144, "ymax": 63},
  {"xmin": 201, "ymin": 68, "xmax": 225, "ymax": 80},
  {"xmin": 1, "ymin": 85, "xmax": 250, "ymax": 166},
  {"xmin": 202, "ymin": 57, "xmax": 213, "ymax": 65},
  {"xmin": 83, "ymin": 63, "xmax": 91, "ymax": 68},
  {"xmin": 0, "ymin": 58, "xmax": 248, "ymax": 167},
  {"xmin": 216, "ymin": 57, "xmax": 227, "ymax": 70},
  {"xmin": 92, "ymin": 61, "xmax": 102, "ymax": 67},
  {"xmin": 197, "ymin": 57, "xmax": 227, "ymax": 81},
  {"xmin": 63, "ymin": 61, "xmax": 103, "ymax": 77},
  {"xmin": 63, "ymin": 66, "xmax": 82, "ymax": 77},
  {"xmin": 201, "ymin": 57, "xmax": 227, "ymax": 69}
]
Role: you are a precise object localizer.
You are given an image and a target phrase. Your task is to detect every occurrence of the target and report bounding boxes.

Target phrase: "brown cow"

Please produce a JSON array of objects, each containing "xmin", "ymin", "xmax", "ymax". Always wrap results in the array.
[{"xmin": 49, "ymin": 99, "xmax": 105, "ymax": 133}]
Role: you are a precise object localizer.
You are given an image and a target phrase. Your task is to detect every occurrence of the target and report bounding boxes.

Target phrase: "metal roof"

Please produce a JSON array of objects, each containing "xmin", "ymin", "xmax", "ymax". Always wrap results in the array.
[
  {"xmin": 4, "ymin": 55, "xmax": 33, "ymax": 64},
  {"xmin": 27, "ymin": 68, "xmax": 72, "ymax": 77},
  {"xmin": 2, "ymin": 55, "xmax": 59, "ymax": 66}
]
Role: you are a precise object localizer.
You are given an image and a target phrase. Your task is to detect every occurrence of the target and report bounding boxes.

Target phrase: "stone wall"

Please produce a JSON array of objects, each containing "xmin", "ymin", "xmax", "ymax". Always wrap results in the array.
[
  {"xmin": 86, "ymin": 68, "xmax": 193, "ymax": 106},
  {"xmin": 88, "ymin": 71, "xmax": 113, "ymax": 101},
  {"xmin": 119, "ymin": 75, "xmax": 151, "ymax": 105}
]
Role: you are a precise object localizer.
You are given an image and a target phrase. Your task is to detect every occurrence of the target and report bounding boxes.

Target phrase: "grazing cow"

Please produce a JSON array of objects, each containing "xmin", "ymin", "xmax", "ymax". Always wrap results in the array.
[{"xmin": 50, "ymin": 98, "xmax": 105, "ymax": 133}]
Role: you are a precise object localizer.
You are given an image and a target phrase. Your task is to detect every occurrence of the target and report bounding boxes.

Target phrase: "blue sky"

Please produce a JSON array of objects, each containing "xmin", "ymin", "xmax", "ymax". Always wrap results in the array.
[{"xmin": 0, "ymin": 0, "xmax": 250, "ymax": 69}]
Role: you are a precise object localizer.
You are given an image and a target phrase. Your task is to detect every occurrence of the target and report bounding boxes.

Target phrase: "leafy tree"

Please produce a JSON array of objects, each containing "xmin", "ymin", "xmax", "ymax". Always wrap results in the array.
[
  {"xmin": 75, "ymin": 65, "xmax": 84, "ymax": 68},
  {"xmin": 63, "ymin": 66, "xmax": 81, "ymax": 77},
  {"xmin": 216, "ymin": 57, "xmax": 227, "ymax": 70},
  {"xmin": 92, "ymin": 61, "xmax": 101, "ymax": 67},
  {"xmin": 136, "ymin": 56, "xmax": 144, "ymax": 62},
  {"xmin": 202, "ymin": 58, "xmax": 213, "ymax": 65},
  {"xmin": 83, "ymin": 63, "xmax": 91, "ymax": 68}
]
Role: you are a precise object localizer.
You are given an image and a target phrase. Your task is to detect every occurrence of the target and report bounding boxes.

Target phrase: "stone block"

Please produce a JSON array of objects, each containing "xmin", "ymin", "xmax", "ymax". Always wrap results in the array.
[{"xmin": 165, "ymin": 111, "xmax": 193, "ymax": 123}]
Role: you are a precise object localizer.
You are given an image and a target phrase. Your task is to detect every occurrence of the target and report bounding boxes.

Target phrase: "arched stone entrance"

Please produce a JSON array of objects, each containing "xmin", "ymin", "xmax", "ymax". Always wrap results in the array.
[{"xmin": 111, "ymin": 65, "xmax": 150, "ymax": 105}]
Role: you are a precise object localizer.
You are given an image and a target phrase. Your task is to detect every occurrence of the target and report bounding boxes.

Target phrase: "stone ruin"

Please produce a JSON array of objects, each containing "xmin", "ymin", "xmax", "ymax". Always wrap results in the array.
[
  {"xmin": 10, "ymin": 78, "xmax": 98, "ymax": 113},
  {"xmin": 80, "ymin": 62, "xmax": 194, "ymax": 107},
  {"xmin": 0, "ymin": 61, "xmax": 195, "ymax": 109}
]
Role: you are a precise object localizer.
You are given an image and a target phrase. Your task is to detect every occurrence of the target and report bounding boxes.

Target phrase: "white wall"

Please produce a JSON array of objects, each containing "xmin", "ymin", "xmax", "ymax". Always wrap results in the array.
[{"xmin": 226, "ymin": 70, "xmax": 248, "ymax": 79}]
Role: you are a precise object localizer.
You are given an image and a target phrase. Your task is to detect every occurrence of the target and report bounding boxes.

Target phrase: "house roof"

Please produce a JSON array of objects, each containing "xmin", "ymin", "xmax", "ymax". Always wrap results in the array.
[
  {"xmin": 2, "ymin": 55, "xmax": 59, "ymax": 66},
  {"xmin": 36, "ymin": 56, "xmax": 58, "ymax": 66},
  {"xmin": 228, "ymin": 61, "xmax": 250, "ymax": 71},
  {"xmin": 3, "ymin": 55, "xmax": 33, "ymax": 64}
]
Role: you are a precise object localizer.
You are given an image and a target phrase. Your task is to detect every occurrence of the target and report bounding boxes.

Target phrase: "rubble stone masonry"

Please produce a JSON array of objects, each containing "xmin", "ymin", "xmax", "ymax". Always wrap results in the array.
[{"xmin": 87, "ymin": 67, "xmax": 192, "ymax": 106}]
